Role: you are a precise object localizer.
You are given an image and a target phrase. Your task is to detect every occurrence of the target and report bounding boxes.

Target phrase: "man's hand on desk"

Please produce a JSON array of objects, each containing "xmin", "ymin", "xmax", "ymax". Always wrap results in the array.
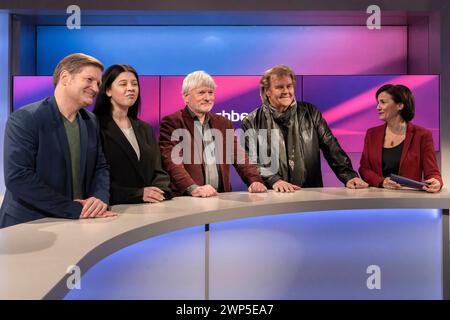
[
  {"xmin": 272, "ymin": 180, "xmax": 301, "ymax": 193},
  {"xmin": 346, "ymin": 177, "xmax": 369, "ymax": 189},
  {"xmin": 143, "ymin": 186, "xmax": 165, "ymax": 203},
  {"xmin": 75, "ymin": 197, "xmax": 117, "ymax": 219}
]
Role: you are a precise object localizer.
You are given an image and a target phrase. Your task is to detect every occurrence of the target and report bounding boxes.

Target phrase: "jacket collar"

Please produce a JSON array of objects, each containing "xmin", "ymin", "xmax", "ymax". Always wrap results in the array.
[
  {"xmin": 100, "ymin": 115, "xmax": 144, "ymax": 177},
  {"xmin": 185, "ymin": 105, "xmax": 211, "ymax": 124},
  {"xmin": 182, "ymin": 106, "xmax": 195, "ymax": 128},
  {"xmin": 399, "ymin": 122, "xmax": 415, "ymax": 171}
]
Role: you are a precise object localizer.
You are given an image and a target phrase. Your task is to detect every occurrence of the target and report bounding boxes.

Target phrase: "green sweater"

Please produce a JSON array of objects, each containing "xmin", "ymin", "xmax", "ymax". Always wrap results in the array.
[{"xmin": 62, "ymin": 114, "xmax": 83, "ymax": 199}]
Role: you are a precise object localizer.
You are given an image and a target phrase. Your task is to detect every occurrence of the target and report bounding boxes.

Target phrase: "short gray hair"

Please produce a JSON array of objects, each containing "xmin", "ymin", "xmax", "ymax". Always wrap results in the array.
[{"xmin": 182, "ymin": 70, "xmax": 216, "ymax": 96}]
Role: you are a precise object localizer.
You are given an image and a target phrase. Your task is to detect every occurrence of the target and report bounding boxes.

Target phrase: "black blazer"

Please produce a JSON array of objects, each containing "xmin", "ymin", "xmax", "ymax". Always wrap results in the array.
[{"xmin": 98, "ymin": 115, "xmax": 172, "ymax": 205}]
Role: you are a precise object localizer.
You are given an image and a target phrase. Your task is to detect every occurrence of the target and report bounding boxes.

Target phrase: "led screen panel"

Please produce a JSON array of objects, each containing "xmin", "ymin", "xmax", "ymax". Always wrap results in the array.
[
  {"xmin": 302, "ymin": 75, "xmax": 440, "ymax": 152},
  {"xmin": 12, "ymin": 76, "xmax": 160, "ymax": 129},
  {"xmin": 37, "ymin": 26, "xmax": 407, "ymax": 76}
]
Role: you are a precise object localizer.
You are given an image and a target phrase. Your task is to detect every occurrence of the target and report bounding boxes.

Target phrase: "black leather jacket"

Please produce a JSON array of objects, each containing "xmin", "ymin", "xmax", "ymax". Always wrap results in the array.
[{"xmin": 241, "ymin": 101, "xmax": 358, "ymax": 188}]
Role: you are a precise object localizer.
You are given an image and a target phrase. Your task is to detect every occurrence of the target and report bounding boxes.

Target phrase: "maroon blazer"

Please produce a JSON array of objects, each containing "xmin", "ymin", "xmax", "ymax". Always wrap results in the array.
[
  {"xmin": 359, "ymin": 123, "xmax": 442, "ymax": 188},
  {"xmin": 159, "ymin": 107, "xmax": 263, "ymax": 196}
]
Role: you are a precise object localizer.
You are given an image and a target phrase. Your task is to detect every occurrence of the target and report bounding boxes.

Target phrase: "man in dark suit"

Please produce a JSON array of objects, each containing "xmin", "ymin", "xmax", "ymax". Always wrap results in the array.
[
  {"xmin": 159, "ymin": 71, "xmax": 267, "ymax": 197},
  {"xmin": 0, "ymin": 53, "xmax": 115, "ymax": 228}
]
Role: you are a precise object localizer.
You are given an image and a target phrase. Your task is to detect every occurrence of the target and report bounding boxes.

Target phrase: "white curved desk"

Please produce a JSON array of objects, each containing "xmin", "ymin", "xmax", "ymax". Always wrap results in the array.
[{"xmin": 0, "ymin": 188, "xmax": 449, "ymax": 299}]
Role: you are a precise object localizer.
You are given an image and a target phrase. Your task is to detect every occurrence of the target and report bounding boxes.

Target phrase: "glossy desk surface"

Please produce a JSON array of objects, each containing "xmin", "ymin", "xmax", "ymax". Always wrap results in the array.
[{"xmin": 0, "ymin": 188, "xmax": 449, "ymax": 299}]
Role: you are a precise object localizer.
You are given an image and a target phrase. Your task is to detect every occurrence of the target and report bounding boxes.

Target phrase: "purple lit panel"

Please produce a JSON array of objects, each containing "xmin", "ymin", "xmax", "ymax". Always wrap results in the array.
[
  {"xmin": 12, "ymin": 76, "xmax": 97, "ymax": 112},
  {"xmin": 13, "ymin": 76, "xmax": 160, "ymax": 129},
  {"xmin": 160, "ymin": 76, "xmax": 187, "ymax": 119},
  {"xmin": 265, "ymin": 26, "xmax": 407, "ymax": 75},
  {"xmin": 160, "ymin": 75, "xmax": 302, "ymax": 127},
  {"xmin": 160, "ymin": 75, "xmax": 263, "ymax": 128},
  {"xmin": 302, "ymin": 75, "xmax": 439, "ymax": 152},
  {"xmin": 135, "ymin": 76, "xmax": 159, "ymax": 129},
  {"xmin": 13, "ymin": 76, "xmax": 54, "ymax": 111}
]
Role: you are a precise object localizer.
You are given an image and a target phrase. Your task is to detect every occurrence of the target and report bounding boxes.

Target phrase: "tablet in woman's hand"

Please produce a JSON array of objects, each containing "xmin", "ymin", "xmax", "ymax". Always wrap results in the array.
[{"xmin": 390, "ymin": 174, "xmax": 428, "ymax": 190}]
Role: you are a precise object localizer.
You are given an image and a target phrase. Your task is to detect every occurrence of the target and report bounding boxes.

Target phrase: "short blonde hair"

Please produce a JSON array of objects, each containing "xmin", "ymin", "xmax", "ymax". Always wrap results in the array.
[
  {"xmin": 53, "ymin": 53, "xmax": 104, "ymax": 87},
  {"xmin": 260, "ymin": 65, "xmax": 296, "ymax": 103}
]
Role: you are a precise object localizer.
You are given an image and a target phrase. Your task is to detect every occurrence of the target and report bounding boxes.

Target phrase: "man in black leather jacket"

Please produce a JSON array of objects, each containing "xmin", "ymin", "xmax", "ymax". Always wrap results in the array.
[{"xmin": 241, "ymin": 65, "xmax": 368, "ymax": 192}]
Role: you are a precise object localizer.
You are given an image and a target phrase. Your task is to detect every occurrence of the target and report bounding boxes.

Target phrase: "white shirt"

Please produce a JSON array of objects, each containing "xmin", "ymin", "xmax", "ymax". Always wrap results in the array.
[{"xmin": 120, "ymin": 127, "xmax": 140, "ymax": 160}]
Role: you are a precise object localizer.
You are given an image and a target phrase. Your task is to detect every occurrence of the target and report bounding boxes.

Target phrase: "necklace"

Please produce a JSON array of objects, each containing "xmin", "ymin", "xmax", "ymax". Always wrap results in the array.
[
  {"xmin": 388, "ymin": 134, "xmax": 405, "ymax": 147},
  {"xmin": 386, "ymin": 123, "xmax": 406, "ymax": 147}
]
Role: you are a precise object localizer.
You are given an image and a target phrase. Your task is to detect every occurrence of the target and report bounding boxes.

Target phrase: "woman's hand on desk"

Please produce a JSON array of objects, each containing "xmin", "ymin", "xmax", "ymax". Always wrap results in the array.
[
  {"xmin": 382, "ymin": 177, "xmax": 402, "ymax": 190},
  {"xmin": 143, "ymin": 187, "xmax": 166, "ymax": 203},
  {"xmin": 423, "ymin": 178, "xmax": 442, "ymax": 193}
]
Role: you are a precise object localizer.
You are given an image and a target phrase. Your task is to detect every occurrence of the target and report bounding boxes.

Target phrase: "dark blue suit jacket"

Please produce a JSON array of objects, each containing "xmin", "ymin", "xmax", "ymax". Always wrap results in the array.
[{"xmin": 0, "ymin": 96, "xmax": 110, "ymax": 228}]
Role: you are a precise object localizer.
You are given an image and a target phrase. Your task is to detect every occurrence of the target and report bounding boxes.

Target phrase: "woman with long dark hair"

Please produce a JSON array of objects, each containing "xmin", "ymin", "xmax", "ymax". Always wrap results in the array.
[{"xmin": 94, "ymin": 64, "xmax": 172, "ymax": 204}]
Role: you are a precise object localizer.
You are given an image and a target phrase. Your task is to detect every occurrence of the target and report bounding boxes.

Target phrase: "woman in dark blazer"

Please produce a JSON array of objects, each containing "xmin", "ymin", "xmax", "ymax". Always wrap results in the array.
[
  {"xmin": 93, "ymin": 64, "xmax": 172, "ymax": 204},
  {"xmin": 359, "ymin": 84, "xmax": 442, "ymax": 192}
]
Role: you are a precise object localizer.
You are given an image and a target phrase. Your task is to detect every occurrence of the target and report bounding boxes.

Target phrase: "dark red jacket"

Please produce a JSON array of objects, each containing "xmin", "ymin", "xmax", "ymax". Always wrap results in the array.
[
  {"xmin": 359, "ymin": 123, "xmax": 442, "ymax": 188},
  {"xmin": 159, "ymin": 107, "xmax": 263, "ymax": 195}
]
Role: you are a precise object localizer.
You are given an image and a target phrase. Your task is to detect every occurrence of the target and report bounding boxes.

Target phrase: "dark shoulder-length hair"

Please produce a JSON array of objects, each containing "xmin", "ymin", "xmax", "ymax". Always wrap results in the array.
[
  {"xmin": 376, "ymin": 84, "xmax": 415, "ymax": 122},
  {"xmin": 93, "ymin": 64, "xmax": 141, "ymax": 119}
]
